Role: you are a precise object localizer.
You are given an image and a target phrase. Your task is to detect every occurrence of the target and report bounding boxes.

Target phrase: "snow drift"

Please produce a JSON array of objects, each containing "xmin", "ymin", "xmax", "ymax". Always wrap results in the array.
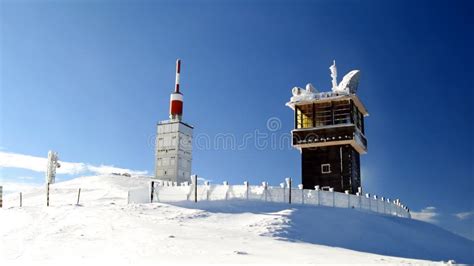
[{"xmin": 0, "ymin": 175, "xmax": 472, "ymax": 264}]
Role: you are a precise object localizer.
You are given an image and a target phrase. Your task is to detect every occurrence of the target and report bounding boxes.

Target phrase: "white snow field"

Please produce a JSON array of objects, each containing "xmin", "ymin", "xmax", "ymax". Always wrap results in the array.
[{"xmin": 1, "ymin": 175, "xmax": 472, "ymax": 265}]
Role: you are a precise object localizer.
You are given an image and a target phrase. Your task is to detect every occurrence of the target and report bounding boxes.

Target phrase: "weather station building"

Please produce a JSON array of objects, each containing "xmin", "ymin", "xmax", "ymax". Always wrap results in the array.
[
  {"xmin": 286, "ymin": 61, "xmax": 368, "ymax": 194},
  {"xmin": 154, "ymin": 59, "xmax": 193, "ymax": 184}
]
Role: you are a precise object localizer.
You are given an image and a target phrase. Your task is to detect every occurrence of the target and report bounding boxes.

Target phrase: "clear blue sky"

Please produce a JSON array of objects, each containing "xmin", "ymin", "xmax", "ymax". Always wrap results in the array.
[{"xmin": 1, "ymin": 0, "xmax": 473, "ymax": 238}]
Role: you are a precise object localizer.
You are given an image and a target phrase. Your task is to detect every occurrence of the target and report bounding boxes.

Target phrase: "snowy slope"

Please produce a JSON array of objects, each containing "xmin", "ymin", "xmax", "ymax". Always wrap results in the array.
[{"xmin": 1, "ymin": 175, "xmax": 472, "ymax": 265}]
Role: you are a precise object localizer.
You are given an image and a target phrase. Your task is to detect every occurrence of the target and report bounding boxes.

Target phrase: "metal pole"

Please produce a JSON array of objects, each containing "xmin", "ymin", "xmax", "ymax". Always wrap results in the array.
[
  {"xmin": 20, "ymin": 192, "xmax": 22, "ymax": 207},
  {"xmin": 0, "ymin": 186, "xmax": 2, "ymax": 208},
  {"xmin": 76, "ymin": 188, "xmax": 81, "ymax": 205}
]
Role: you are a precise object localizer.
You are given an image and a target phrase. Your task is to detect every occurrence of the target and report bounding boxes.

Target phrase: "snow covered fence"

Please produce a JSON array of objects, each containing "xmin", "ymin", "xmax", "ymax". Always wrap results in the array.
[
  {"xmin": 128, "ymin": 178, "xmax": 411, "ymax": 219},
  {"xmin": 1, "ymin": 186, "xmax": 109, "ymax": 207}
]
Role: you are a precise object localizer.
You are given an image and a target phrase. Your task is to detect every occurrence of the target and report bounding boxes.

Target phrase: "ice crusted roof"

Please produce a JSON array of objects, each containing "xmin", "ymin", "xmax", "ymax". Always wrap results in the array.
[{"xmin": 286, "ymin": 62, "xmax": 368, "ymax": 116}]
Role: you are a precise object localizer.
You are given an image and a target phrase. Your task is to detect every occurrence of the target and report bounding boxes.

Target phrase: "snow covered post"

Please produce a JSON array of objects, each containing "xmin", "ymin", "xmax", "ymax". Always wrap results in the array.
[
  {"xmin": 358, "ymin": 192, "xmax": 362, "ymax": 209},
  {"xmin": 298, "ymin": 184, "xmax": 304, "ymax": 204},
  {"xmin": 204, "ymin": 181, "xmax": 210, "ymax": 201},
  {"xmin": 365, "ymin": 193, "xmax": 371, "ymax": 211},
  {"xmin": 386, "ymin": 198, "xmax": 391, "ymax": 215},
  {"xmin": 373, "ymin": 195, "xmax": 378, "ymax": 213},
  {"xmin": 244, "ymin": 181, "xmax": 249, "ymax": 200},
  {"xmin": 315, "ymin": 186, "xmax": 320, "ymax": 205},
  {"xmin": 345, "ymin": 190, "xmax": 350, "ymax": 208},
  {"xmin": 223, "ymin": 181, "xmax": 229, "ymax": 200},
  {"xmin": 76, "ymin": 188, "xmax": 81, "ymax": 205},
  {"xmin": 192, "ymin": 175, "xmax": 198, "ymax": 203},
  {"xmin": 45, "ymin": 151, "xmax": 60, "ymax": 184},
  {"xmin": 150, "ymin": 181, "xmax": 155, "ymax": 203},
  {"xmin": 330, "ymin": 188, "xmax": 335, "ymax": 207},
  {"xmin": 395, "ymin": 199, "xmax": 400, "ymax": 217},
  {"xmin": 381, "ymin": 197, "xmax": 386, "ymax": 214},
  {"xmin": 280, "ymin": 183, "xmax": 285, "ymax": 203},
  {"xmin": 46, "ymin": 183, "xmax": 50, "ymax": 207},
  {"xmin": 285, "ymin": 178, "xmax": 292, "ymax": 204}
]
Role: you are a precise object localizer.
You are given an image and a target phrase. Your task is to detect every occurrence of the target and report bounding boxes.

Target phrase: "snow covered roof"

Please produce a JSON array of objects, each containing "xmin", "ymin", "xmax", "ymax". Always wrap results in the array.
[
  {"xmin": 286, "ymin": 61, "xmax": 368, "ymax": 116},
  {"xmin": 286, "ymin": 88, "xmax": 369, "ymax": 117}
]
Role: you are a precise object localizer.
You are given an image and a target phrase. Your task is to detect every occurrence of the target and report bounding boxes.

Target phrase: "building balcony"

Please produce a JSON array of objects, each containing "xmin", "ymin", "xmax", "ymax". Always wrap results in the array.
[{"xmin": 292, "ymin": 124, "xmax": 367, "ymax": 154}]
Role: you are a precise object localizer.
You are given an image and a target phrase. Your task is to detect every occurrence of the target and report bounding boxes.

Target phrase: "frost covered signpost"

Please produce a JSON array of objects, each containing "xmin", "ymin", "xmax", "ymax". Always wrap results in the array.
[{"xmin": 45, "ymin": 151, "xmax": 60, "ymax": 207}]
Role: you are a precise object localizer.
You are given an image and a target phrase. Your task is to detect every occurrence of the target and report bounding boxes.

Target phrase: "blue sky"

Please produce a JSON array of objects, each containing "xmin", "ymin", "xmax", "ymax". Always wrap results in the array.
[{"xmin": 1, "ymin": 0, "xmax": 472, "ymax": 239}]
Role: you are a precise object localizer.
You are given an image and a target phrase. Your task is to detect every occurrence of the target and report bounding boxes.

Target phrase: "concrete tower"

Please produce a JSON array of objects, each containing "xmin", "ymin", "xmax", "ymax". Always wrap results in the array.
[
  {"xmin": 154, "ymin": 59, "xmax": 193, "ymax": 184},
  {"xmin": 286, "ymin": 61, "xmax": 368, "ymax": 194}
]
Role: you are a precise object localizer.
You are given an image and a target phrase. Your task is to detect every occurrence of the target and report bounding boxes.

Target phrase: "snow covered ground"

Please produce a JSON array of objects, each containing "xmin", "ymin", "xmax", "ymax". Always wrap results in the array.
[{"xmin": 1, "ymin": 175, "xmax": 472, "ymax": 265}]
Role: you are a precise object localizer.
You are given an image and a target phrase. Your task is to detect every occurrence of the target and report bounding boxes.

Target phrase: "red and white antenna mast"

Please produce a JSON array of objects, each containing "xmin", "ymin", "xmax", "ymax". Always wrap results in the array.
[{"xmin": 169, "ymin": 59, "xmax": 183, "ymax": 120}]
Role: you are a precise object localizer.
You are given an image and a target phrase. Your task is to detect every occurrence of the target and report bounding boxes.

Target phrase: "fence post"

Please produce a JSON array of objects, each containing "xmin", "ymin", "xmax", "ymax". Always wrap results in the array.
[
  {"xmin": 150, "ymin": 181, "xmax": 155, "ymax": 203},
  {"xmin": 374, "ymin": 195, "xmax": 378, "ymax": 213},
  {"xmin": 20, "ymin": 192, "xmax": 22, "ymax": 207},
  {"xmin": 315, "ymin": 186, "xmax": 320, "ymax": 205},
  {"xmin": 193, "ymin": 175, "xmax": 198, "ymax": 203},
  {"xmin": 330, "ymin": 188, "xmax": 335, "ymax": 207},
  {"xmin": 76, "ymin": 188, "xmax": 81, "ymax": 205},
  {"xmin": 262, "ymin": 182, "xmax": 268, "ymax": 202},
  {"xmin": 387, "ymin": 199, "xmax": 390, "ymax": 215},
  {"xmin": 298, "ymin": 184, "xmax": 304, "ymax": 204},
  {"xmin": 0, "ymin": 186, "xmax": 2, "ymax": 208},
  {"xmin": 357, "ymin": 192, "xmax": 361, "ymax": 209},
  {"xmin": 46, "ymin": 183, "xmax": 50, "ymax": 207},
  {"xmin": 382, "ymin": 197, "xmax": 386, "ymax": 214},
  {"xmin": 244, "ymin": 181, "xmax": 249, "ymax": 200},
  {"xmin": 224, "ymin": 181, "xmax": 229, "ymax": 200},
  {"xmin": 205, "ymin": 181, "xmax": 210, "ymax": 201},
  {"xmin": 285, "ymin": 178, "xmax": 292, "ymax": 204},
  {"xmin": 280, "ymin": 183, "xmax": 285, "ymax": 203},
  {"xmin": 345, "ymin": 190, "xmax": 350, "ymax": 208},
  {"xmin": 366, "ymin": 193, "xmax": 371, "ymax": 211}
]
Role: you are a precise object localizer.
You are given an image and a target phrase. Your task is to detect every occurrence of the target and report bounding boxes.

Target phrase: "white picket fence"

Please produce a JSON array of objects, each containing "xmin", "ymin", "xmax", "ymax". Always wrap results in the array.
[{"xmin": 128, "ymin": 181, "xmax": 411, "ymax": 219}]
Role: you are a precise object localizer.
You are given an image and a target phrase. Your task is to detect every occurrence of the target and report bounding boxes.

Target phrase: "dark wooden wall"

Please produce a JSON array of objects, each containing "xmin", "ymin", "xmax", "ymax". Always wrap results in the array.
[{"xmin": 301, "ymin": 144, "xmax": 361, "ymax": 194}]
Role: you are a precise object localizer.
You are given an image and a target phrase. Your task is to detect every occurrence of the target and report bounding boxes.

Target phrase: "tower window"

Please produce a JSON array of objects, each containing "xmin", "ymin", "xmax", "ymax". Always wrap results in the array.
[
  {"xmin": 321, "ymin": 164, "xmax": 331, "ymax": 174},
  {"xmin": 296, "ymin": 104, "xmax": 314, "ymax": 129}
]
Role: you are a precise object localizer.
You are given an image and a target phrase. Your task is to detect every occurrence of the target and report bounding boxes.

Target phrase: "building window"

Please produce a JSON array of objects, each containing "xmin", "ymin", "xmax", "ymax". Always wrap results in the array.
[
  {"xmin": 296, "ymin": 104, "xmax": 314, "ymax": 129},
  {"xmin": 333, "ymin": 100, "xmax": 351, "ymax": 125},
  {"xmin": 321, "ymin": 163, "xmax": 331, "ymax": 174},
  {"xmin": 315, "ymin": 102, "xmax": 332, "ymax": 127}
]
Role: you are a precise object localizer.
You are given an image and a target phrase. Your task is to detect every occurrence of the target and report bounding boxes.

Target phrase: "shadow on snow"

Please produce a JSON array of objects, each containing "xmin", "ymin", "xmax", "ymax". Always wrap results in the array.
[{"xmin": 169, "ymin": 200, "xmax": 474, "ymax": 263}]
